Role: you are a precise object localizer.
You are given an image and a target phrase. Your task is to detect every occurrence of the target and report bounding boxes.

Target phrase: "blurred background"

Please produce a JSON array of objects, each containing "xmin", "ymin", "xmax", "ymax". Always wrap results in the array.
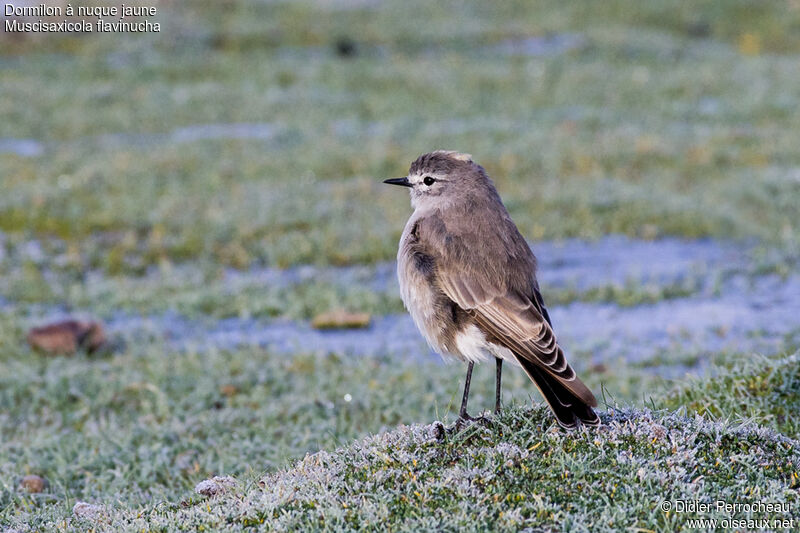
[
  {"xmin": 2, "ymin": 0, "xmax": 799, "ymax": 272},
  {"xmin": 1, "ymin": 0, "xmax": 799, "ymax": 526}
]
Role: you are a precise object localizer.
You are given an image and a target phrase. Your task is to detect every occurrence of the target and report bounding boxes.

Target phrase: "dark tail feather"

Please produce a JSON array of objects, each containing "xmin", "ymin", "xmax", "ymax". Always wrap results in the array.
[{"xmin": 516, "ymin": 356, "xmax": 600, "ymax": 429}]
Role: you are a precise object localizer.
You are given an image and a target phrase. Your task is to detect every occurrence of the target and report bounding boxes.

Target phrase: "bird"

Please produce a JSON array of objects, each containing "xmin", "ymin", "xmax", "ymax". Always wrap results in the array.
[{"xmin": 383, "ymin": 150, "xmax": 599, "ymax": 429}]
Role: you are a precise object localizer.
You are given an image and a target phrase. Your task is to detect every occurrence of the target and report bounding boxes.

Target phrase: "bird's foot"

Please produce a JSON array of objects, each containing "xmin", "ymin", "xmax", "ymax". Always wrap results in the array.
[{"xmin": 451, "ymin": 411, "xmax": 492, "ymax": 431}]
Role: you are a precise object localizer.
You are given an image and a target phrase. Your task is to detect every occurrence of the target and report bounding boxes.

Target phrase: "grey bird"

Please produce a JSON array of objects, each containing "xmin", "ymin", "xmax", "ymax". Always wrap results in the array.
[{"xmin": 384, "ymin": 150, "xmax": 599, "ymax": 428}]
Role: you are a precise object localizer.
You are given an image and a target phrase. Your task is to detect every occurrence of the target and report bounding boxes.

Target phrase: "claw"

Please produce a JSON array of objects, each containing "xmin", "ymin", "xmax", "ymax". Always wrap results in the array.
[{"xmin": 450, "ymin": 412, "xmax": 493, "ymax": 432}]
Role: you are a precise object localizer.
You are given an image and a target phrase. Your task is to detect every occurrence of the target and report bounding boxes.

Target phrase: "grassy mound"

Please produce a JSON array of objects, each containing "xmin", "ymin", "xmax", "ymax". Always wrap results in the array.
[
  {"xmin": 75, "ymin": 406, "xmax": 798, "ymax": 532},
  {"xmin": 5, "ymin": 347, "xmax": 800, "ymax": 531},
  {"xmin": 661, "ymin": 354, "xmax": 800, "ymax": 439}
]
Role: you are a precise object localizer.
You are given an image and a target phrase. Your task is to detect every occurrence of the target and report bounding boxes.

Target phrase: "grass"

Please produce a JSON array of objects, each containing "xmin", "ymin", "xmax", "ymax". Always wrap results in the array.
[
  {"xmin": 0, "ymin": 251, "xmax": 709, "ymax": 320},
  {"xmin": 2, "ymin": 1, "xmax": 799, "ymax": 275},
  {"xmin": 3, "ymin": 354, "xmax": 797, "ymax": 531},
  {"xmin": 0, "ymin": 313, "xmax": 622, "ymax": 528},
  {"xmin": 122, "ymin": 407, "xmax": 798, "ymax": 532},
  {"xmin": 0, "ymin": 263, "xmax": 406, "ymax": 320},
  {"xmin": 661, "ymin": 353, "xmax": 800, "ymax": 439},
  {"xmin": 1, "ymin": 291, "xmax": 798, "ymax": 530},
  {"xmin": 2, "ymin": 0, "xmax": 800, "ymax": 530}
]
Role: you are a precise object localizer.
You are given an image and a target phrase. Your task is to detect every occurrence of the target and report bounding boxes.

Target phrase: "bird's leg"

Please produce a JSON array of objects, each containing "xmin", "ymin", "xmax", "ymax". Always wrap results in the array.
[
  {"xmin": 494, "ymin": 357, "xmax": 503, "ymax": 414},
  {"xmin": 458, "ymin": 362, "xmax": 474, "ymax": 420},
  {"xmin": 450, "ymin": 362, "xmax": 492, "ymax": 430}
]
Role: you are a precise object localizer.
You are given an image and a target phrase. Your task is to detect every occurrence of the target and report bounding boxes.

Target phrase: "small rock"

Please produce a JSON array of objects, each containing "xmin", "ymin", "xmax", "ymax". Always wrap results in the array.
[
  {"xmin": 19, "ymin": 474, "xmax": 47, "ymax": 493},
  {"xmin": 27, "ymin": 320, "xmax": 107, "ymax": 355},
  {"xmin": 195, "ymin": 475, "xmax": 237, "ymax": 497},
  {"xmin": 72, "ymin": 501, "xmax": 105, "ymax": 519},
  {"xmin": 219, "ymin": 384, "xmax": 239, "ymax": 397},
  {"xmin": 311, "ymin": 310, "xmax": 371, "ymax": 330}
]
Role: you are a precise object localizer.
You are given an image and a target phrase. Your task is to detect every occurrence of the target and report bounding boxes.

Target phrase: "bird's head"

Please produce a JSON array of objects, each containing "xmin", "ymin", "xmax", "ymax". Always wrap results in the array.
[{"xmin": 383, "ymin": 150, "xmax": 492, "ymax": 210}]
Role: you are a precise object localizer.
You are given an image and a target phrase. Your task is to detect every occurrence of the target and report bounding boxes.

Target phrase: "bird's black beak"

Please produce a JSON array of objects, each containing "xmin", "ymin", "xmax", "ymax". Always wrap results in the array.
[{"xmin": 383, "ymin": 176, "xmax": 412, "ymax": 188}]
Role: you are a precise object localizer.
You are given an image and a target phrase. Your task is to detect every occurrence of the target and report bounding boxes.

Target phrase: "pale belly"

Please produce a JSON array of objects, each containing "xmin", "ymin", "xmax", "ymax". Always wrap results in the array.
[
  {"xmin": 397, "ymin": 246, "xmax": 445, "ymax": 353},
  {"xmin": 451, "ymin": 323, "xmax": 520, "ymax": 367}
]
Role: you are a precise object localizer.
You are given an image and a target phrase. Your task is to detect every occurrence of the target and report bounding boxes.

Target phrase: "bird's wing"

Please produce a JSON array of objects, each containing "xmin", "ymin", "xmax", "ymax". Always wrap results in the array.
[{"xmin": 417, "ymin": 213, "xmax": 596, "ymax": 407}]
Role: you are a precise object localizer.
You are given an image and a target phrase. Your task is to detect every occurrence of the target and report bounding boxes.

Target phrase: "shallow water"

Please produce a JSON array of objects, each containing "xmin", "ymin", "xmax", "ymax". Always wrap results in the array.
[
  {"xmin": 491, "ymin": 34, "xmax": 586, "ymax": 57},
  {"xmin": 533, "ymin": 236, "xmax": 742, "ymax": 289},
  {"xmin": 170, "ymin": 123, "xmax": 278, "ymax": 144},
  {"xmin": 220, "ymin": 235, "xmax": 743, "ymax": 294},
  {"xmin": 0, "ymin": 138, "xmax": 45, "ymax": 157},
  {"xmin": 90, "ymin": 273, "xmax": 799, "ymax": 369},
  {"xmin": 19, "ymin": 237, "xmax": 798, "ymax": 375}
]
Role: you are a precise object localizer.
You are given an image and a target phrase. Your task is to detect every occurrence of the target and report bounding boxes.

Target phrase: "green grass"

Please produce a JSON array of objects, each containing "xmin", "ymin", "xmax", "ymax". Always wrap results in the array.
[
  {"xmin": 2, "ymin": 0, "xmax": 799, "ymax": 274},
  {"xmin": 0, "ymin": 301, "xmax": 697, "ymax": 527},
  {"xmin": 661, "ymin": 353, "xmax": 800, "ymax": 439},
  {"xmin": 2, "ymin": 1, "xmax": 800, "ymax": 530},
  {"xmin": 117, "ymin": 407, "xmax": 798, "ymax": 532},
  {"xmin": 0, "ymin": 254, "xmax": 708, "ymax": 320},
  {"xmin": 10, "ymin": 374, "xmax": 799, "ymax": 531},
  {"xmin": 1, "ymin": 291, "xmax": 798, "ymax": 530},
  {"xmin": 0, "ymin": 263, "xmax": 406, "ymax": 320}
]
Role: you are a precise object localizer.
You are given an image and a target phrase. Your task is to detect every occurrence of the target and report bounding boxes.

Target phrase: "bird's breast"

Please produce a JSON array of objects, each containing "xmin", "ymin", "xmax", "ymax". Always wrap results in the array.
[{"xmin": 397, "ymin": 220, "xmax": 450, "ymax": 354}]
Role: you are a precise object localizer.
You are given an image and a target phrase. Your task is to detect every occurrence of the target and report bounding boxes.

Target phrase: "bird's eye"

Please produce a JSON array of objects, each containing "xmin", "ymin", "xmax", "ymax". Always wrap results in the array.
[{"xmin": 423, "ymin": 176, "xmax": 435, "ymax": 186}]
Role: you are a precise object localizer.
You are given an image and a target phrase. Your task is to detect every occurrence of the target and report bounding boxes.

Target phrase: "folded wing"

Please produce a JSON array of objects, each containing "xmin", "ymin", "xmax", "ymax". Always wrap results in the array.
[{"xmin": 418, "ymin": 213, "xmax": 598, "ymax": 426}]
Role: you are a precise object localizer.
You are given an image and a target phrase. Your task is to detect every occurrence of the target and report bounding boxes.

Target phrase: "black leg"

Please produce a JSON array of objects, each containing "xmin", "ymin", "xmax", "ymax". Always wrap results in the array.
[
  {"xmin": 495, "ymin": 357, "xmax": 503, "ymax": 414},
  {"xmin": 459, "ymin": 362, "xmax": 474, "ymax": 419}
]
